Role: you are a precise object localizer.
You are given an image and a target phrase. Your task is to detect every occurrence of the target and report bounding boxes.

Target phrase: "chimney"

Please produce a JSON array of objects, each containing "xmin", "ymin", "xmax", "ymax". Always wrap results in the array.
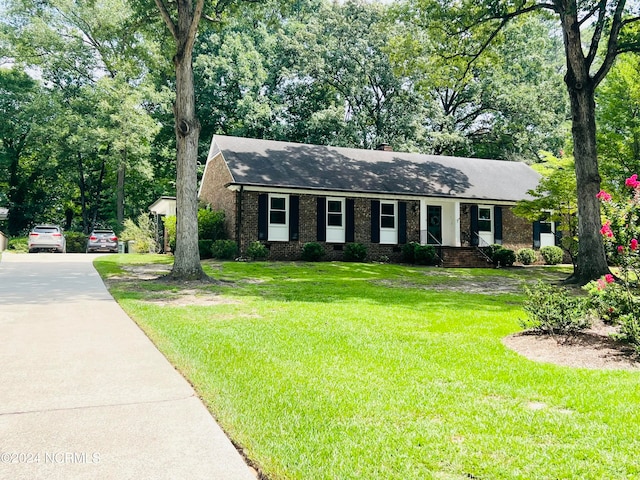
[{"xmin": 376, "ymin": 143, "xmax": 393, "ymax": 152}]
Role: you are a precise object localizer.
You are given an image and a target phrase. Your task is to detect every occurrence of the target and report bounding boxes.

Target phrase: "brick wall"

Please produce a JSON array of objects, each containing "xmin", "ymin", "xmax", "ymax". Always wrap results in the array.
[
  {"xmin": 199, "ymin": 154, "xmax": 237, "ymax": 240},
  {"xmin": 459, "ymin": 203, "xmax": 533, "ymax": 251},
  {"xmin": 238, "ymin": 192, "xmax": 421, "ymax": 261},
  {"xmin": 200, "ymin": 179, "xmax": 537, "ymax": 263}
]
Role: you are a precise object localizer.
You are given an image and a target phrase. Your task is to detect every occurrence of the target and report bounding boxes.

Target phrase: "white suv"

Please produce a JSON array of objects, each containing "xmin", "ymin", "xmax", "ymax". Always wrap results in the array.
[{"xmin": 28, "ymin": 225, "xmax": 66, "ymax": 253}]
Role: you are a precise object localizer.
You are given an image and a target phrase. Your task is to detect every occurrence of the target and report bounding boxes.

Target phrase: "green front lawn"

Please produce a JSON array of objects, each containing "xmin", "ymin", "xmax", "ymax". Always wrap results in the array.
[{"xmin": 96, "ymin": 257, "xmax": 640, "ymax": 480}]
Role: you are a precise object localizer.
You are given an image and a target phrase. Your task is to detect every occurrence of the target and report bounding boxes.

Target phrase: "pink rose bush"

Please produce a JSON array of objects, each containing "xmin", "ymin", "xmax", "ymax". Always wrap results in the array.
[{"xmin": 588, "ymin": 174, "xmax": 640, "ymax": 349}]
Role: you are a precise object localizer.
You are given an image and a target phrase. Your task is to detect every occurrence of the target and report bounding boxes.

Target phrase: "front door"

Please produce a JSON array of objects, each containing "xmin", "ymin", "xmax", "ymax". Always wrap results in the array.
[
  {"xmin": 478, "ymin": 206, "xmax": 494, "ymax": 245},
  {"xmin": 426, "ymin": 205, "xmax": 442, "ymax": 244}
]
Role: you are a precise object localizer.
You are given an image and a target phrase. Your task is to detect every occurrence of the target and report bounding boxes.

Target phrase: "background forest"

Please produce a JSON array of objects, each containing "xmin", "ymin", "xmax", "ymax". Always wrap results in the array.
[{"xmin": 1, "ymin": 0, "xmax": 639, "ymax": 236}]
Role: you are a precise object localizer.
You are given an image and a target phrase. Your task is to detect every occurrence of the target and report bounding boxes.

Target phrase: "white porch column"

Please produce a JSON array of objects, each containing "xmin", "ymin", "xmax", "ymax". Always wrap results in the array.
[{"xmin": 454, "ymin": 202, "xmax": 461, "ymax": 247}]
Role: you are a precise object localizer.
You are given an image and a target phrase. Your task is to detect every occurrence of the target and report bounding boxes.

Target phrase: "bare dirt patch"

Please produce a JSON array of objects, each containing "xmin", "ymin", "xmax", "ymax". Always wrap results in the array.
[
  {"xmin": 143, "ymin": 290, "xmax": 240, "ymax": 307},
  {"xmin": 503, "ymin": 321, "xmax": 639, "ymax": 371}
]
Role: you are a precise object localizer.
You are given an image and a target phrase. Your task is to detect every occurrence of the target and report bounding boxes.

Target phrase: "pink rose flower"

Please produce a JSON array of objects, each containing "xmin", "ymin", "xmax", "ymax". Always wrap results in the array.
[
  {"xmin": 604, "ymin": 274, "xmax": 615, "ymax": 284},
  {"xmin": 625, "ymin": 174, "xmax": 640, "ymax": 188},
  {"xmin": 600, "ymin": 221, "xmax": 614, "ymax": 238},
  {"xmin": 597, "ymin": 278, "xmax": 607, "ymax": 290},
  {"xmin": 631, "ymin": 238, "xmax": 639, "ymax": 251},
  {"xmin": 596, "ymin": 190, "xmax": 612, "ymax": 201},
  {"xmin": 618, "ymin": 245, "xmax": 625, "ymax": 253}
]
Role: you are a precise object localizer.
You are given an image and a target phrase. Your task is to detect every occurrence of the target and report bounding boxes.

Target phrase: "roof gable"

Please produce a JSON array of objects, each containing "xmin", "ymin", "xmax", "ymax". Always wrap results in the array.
[{"xmin": 209, "ymin": 135, "xmax": 540, "ymax": 202}]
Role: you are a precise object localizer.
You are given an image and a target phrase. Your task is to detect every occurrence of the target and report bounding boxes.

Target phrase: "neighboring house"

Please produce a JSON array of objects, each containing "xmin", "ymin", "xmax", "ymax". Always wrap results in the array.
[
  {"xmin": 198, "ymin": 135, "xmax": 549, "ymax": 266},
  {"xmin": 148, "ymin": 196, "xmax": 176, "ymax": 253}
]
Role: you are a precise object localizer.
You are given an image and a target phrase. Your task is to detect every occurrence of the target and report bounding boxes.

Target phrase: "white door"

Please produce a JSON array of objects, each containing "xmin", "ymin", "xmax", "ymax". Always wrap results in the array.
[
  {"xmin": 539, "ymin": 220, "xmax": 556, "ymax": 247},
  {"xmin": 478, "ymin": 206, "xmax": 494, "ymax": 246}
]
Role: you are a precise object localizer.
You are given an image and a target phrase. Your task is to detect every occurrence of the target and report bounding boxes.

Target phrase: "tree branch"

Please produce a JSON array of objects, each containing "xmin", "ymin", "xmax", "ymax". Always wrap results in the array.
[
  {"xmin": 585, "ymin": 0, "xmax": 607, "ymax": 68},
  {"xmin": 186, "ymin": 0, "xmax": 205, "ymax": 53},
  {"xmin": 593, "ymin": 0, "xmax": 626, "ymax": 88},
  {"xmin": 154, "ymin": 0, "xmax": 178, "ymax": 40}
]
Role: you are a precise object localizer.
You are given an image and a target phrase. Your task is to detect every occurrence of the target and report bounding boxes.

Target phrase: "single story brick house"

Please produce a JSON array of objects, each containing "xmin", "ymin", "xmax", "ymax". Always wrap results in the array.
[{"xmin": 198, "ymin": 135, "xmax": 558, "ymax": 266}]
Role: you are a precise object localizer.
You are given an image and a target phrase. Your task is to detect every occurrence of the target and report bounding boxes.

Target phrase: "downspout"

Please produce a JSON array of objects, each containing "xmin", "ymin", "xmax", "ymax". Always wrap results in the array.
[{"xmin": 236, "ymin": 185, "xmax": 243, "ymax": 253}]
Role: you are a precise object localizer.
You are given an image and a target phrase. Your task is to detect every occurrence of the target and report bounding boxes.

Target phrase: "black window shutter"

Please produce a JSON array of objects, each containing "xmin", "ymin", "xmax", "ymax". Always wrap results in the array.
[
  {"xmin": 258, "ymin": 194, "xmax": 268, "ymax": 241},
  {"xmin": 346, "ymin": 199, "xmax": 355, "ymax": 243},
  {"xmin": 494, "ymin": 206, "xmax": 503, "ymax": 245},
  {"xmin": 398, "ymin": 202, "xmax": 407, "ymax": 244},
  {"xmin": 533, "ymin": 221, "xmax": 541, "ymax": 249},
  {"xmin": 289, "ymin": 196, "xmax": 299, "ymax": 241},
  {"xmin": 317, "ymin": 197, "xmax": 326, "ymax": 242},
  {"xmin": 554, "ymin": 221, "xmax": 561, "ymax": 246},
  {"xmin": 470, "ymin": 205, "xmax": 479, "ymax": 246},
  {"xmin": 371, "ymin": 200, "xmax": 380, "ymax": 243}
]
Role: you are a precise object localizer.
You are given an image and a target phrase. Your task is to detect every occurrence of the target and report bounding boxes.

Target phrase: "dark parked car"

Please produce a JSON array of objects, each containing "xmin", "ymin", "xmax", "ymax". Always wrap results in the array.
[
  {"xmin": 28, "ymin": 225, "xmax": 66, "ymax": 253},
  {"xmin": 86, "ymin": 229, "xmax": 118, "ymax": 253}
]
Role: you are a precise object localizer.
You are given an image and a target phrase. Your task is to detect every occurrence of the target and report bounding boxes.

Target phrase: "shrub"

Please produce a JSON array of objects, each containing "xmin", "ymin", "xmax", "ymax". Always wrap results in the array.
[
  {"xmin": 517, "ymin": 248, "xmax": 537, "ymax": 265},
  {"xmin": 301, "ymin": 242, "xmax": 325, "ymax": 262},
  {"xmin": 483, "ymin": 244, "xmax": 516, "ymax": 267},
  {"xmin": 65, "ymin": 232, "xmax": 87, "ymax": 253},
  {"xmin": 8, "ymin": 237, "xmax": 28, "ymax": 252},
  {"xmin": 521, "ymin": 281, "xmax": 590, "ymax": 335},
  {"xmin": 401, "ymin": 242, "xmax": 418, "ymax": 263},
  {"xmin": 120, "ymin": 214, "xmax": 157, "ymax": 254},
  {"xmin": 492, "ymin": 247, "xmax": 516, "ymax": 267},
  {"xmin": 211, "ymin": 240, "xmax": 238, "ymax": 260},
  {"xmin": 198, "ymin": 207, "xmax": 226, "ymax": 240},
  {"xmin": 402, "ymin": 242, "xmax": 437, "ymax": 265},
  {"xmin": 246, "ymin": 241, "xmax": 268, "ymax": 261},
  {"xmin": 584, "ymin": 278, "xmax": 636, "ymax": 324},
  {"xmin": 164, "ymin": 215, "xmax": 176, "ymax": 252},
  {"xmin": 198, "ymin": 239, "xmax": 213, "ymax": 259},
  {"xmin": 343, "ymin": 243, "xmax": 367, "ymax": 262},
  {"xmin": 540, "ymin": 245, "xmax": 564, "ymax": 265},
  {"xmin": 619, "ymin": 314, "xmax": 640, "ymax": 351},
  {"xmin": 593, "ymin": 175, "xmax": 640, "ymax": 351},
  {"xmin": 414, "ymin": 244, "xmax": 437, "ymax": 265}
]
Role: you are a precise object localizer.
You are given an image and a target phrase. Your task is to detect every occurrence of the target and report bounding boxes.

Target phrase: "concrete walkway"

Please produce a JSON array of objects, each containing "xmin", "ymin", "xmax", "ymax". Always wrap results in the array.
[{"xmin": 0, "ymin": 253, "xmax": 256, "ymax": 480}]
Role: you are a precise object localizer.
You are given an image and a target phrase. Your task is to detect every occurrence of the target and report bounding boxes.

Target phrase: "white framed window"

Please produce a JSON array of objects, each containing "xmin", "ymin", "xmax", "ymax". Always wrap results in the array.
[
  {"xmin": 380, "ymin": 201, "xmax": 397, "ymax": 244},
  {"xmin": 477, "ymin": 205, "xmax": 494, "ymax": 245},
  {"xmin": 326, "ymin": 197, "xmax": 345, "ymax": 243},
  {"xmin": 540, "ymin": 210, "xmax": 556, "ymax": 248},
  {"xmin": 268, "ymin": 194, "xmax": 289, "ymax": 241}
]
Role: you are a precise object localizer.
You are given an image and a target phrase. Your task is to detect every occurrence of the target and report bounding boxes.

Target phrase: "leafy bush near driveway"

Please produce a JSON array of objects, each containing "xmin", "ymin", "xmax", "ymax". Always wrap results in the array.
[
  {"xmin": 521, "ymin": 281, "xmax": 590, "ymax": 335},
  {"xmin": 65, "ymin": 231, "xmax": 87, "ymax": 253},
  {"xmin": 8, "ymin": 237, "xmax": 28, "ymax": 252},
  {"xmin": 120, "ymin": 214, "xmax": 157, "ymax": 254},
  {"xmin": 540, "ymin": 245, "xmax": 564, "ymax": 265},
  {"xmin": 301, "ymin": 242, "xmax": 325, "ymax": 261},
  {"xmin": 516, "ymin": 248, "xmax": 537, "ymax": 265}
]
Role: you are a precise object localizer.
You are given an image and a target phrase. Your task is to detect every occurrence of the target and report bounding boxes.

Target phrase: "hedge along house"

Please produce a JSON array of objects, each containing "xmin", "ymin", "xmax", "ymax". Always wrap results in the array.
[{"xmin": 198, "ymin": 135, "xmax": 546, "ymax": 266}]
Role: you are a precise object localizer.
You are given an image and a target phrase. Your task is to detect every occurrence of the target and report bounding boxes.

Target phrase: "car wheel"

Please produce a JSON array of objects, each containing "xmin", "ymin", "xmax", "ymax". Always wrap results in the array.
[{"xmin": 28, "ymin": 248, "xmax": 34, "ymax": 253}]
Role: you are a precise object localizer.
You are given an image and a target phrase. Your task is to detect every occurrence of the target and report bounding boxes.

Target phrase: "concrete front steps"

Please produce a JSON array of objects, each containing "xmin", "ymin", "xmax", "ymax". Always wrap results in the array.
[{"xmin": 439, "ymin": 246, "xmax": 494, "ymax": 268}]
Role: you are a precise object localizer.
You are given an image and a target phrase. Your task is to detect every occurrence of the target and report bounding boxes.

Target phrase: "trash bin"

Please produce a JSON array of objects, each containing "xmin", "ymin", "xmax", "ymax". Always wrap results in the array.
[
  {"xmin": 127, "ymin": 240, "xmax": 136, "ymax": 253},
  {"xmin": 117, "ymin": 241, "xmax": 126, "ymax": 254}
]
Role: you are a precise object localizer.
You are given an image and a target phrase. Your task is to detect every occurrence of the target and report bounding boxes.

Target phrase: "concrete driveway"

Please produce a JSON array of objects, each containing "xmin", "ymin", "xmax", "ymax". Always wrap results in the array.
[{"xmin": 0, "ymin": 253, "xmax": 256, "ymax": 480}]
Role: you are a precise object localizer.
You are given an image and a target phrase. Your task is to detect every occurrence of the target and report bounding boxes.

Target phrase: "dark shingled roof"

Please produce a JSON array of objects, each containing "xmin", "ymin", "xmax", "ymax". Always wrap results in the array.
[{"xmin": 210, "ymin": 135, "xmax": 540, "ymax": 202}]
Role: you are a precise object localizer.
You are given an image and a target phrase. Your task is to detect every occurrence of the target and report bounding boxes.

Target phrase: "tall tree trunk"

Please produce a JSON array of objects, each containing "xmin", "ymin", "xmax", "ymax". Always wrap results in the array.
[
  {"xmin": 78, "ymin": 151, "xmax": 89, "ymax": 233},
  {"xmin": 171, "ymin": 25, "xmax": 205, "ymax": 280},
  {"xmin": 117, "ymin": 160, "xmax": 125, "ymax": 225},
  {"xmin": 567, "ymin": 84, "xmax": 611, "ymax": 282},
  {"xmin": 561, "ymin": 5, "xmax": 611, "ymax": 284}
]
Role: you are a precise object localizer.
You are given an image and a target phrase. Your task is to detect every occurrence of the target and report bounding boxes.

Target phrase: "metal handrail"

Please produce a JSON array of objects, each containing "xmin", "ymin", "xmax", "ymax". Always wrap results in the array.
[
  {"xmin": 471, "ymin": 232, "xmax": 494, "ymax": 264},
  {"xmin": 423, "ymin": 230, "xmax": 444, "ymax": 266}
]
